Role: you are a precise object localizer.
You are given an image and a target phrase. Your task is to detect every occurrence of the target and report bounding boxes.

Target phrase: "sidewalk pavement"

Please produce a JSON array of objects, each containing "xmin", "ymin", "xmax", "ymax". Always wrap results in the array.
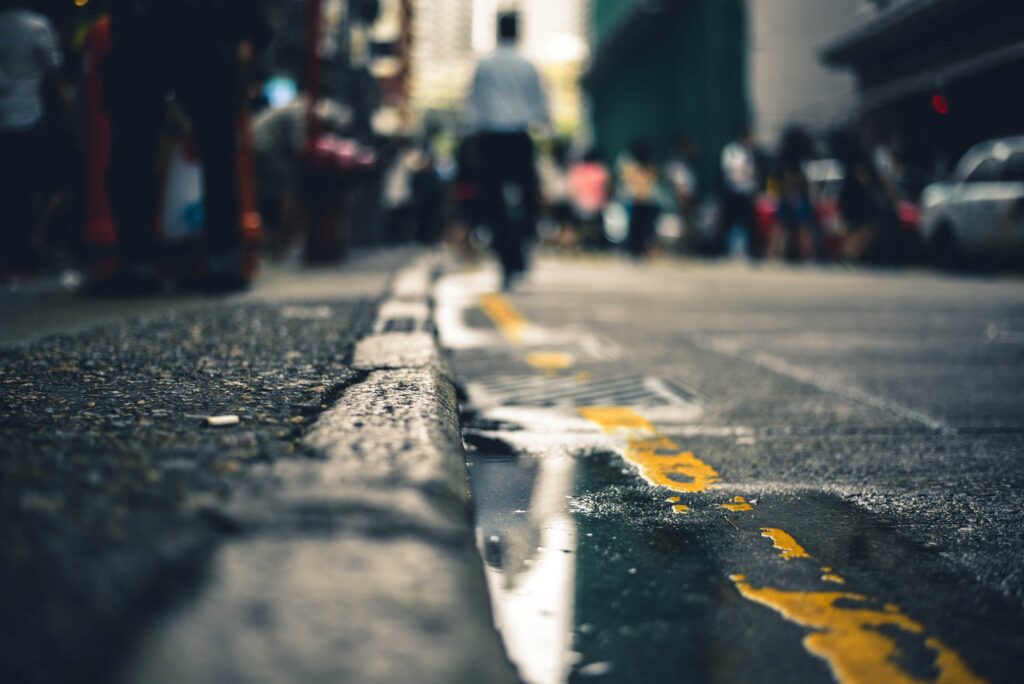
[{"xmin": 0, "ymin": 249, "xmax": 516, "ymax": 684}]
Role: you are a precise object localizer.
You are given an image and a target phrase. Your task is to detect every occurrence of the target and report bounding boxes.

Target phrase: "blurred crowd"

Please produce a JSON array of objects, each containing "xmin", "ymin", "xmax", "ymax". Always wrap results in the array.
[
  {"xmin": 436, "ymin": 122, "xmax": 922, "ymax": 270},
  {"xmin": 1, "ymin": 0, "xmax": 272, "ymax": 292},
  {"xmin": 386, "ymin": 10, "xmax": 929, "ymax": 281},
  {"xmin": 0, "ymin": 0, "xmax": 381, "ymax": 293},
  {"xmin": 0, "ymin": 1, "xmax": 950, "ymax": 295}
]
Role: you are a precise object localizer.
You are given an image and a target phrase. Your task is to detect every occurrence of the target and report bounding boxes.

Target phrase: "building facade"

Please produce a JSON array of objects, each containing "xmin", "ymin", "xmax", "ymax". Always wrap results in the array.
[
  {"xmin": 583, "ymin": 0, "xmax": 748, "ymax": 193},
  {"xmin": 822, "ymin": 0, "xmax": 1024, "ymax": 176},
  {"xmin": 411, "ymin": 0, "xmax": 476, "ymax": 113},
  {"xmin": 748, "ymin": 0, "xmax": 862, "ymax": 147},
  {"xmin": 584, "ymin": 0, "xmax": 880, "ymax": 194}
]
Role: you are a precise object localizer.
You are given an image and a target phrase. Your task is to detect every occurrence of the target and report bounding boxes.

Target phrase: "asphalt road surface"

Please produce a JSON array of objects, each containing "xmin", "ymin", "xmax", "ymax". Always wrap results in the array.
[
  {"xmin": 439, "ymin": 255, "xmax": 1024, "ymax": 684},
  {"xmin": 0, "ymin": 251, "xmax": 406, "ymax": 684}
]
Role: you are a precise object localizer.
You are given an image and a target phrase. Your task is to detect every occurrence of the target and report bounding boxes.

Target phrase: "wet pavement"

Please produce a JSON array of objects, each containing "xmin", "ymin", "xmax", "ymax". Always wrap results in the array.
[{"xmin": 439, "ymin": 256, "xmax": 1024, "ymax": 684}]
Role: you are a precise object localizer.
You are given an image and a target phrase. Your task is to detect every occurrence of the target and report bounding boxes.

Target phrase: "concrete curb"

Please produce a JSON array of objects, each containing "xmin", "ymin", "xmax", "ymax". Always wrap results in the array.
[{"xmin": 122, "ymin": 254, "xmax": 518, "ymax": 684}]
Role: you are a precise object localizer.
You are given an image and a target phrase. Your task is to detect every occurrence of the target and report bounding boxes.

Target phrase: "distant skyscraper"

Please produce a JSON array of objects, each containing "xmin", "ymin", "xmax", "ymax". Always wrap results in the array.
[{"xmin": 411, "ymin": 0, "xmax": 476, "ymax": 112}]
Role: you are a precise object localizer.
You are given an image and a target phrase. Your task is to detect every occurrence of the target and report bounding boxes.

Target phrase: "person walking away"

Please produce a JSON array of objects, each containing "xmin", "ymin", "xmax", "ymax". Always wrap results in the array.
[
  {"xmin": 620, "ymin": 141, "xmax": 659, "ymax": 258},
  {"xmin": 0, "ymin": 1, "xmax": 63, "ymax": 277},
  {"xmin": 464, "ymin": 11, "xmax": 550, "ymax": 290},
  {"xmin": 568, "ymin": 149, "xmax": 610, "ymax": 249},
  {"xmin": 103, "ymin": 0, "xmax": 268, "ymax": 293},
  {"xmin": 719, "ymin": 129, "xmax": 761, "ymax": 259}
]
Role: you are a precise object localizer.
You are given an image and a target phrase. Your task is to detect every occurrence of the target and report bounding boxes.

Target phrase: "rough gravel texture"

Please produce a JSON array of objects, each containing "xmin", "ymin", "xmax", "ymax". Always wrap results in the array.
[{"xmin": 0, "ymin": 300, "xmax": 376, "ymax": 684}]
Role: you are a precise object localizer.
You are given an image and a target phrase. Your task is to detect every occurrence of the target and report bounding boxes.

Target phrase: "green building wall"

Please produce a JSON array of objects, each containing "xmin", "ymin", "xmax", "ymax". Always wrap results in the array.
[{"xmin": 586, "ymin": 0, "xmax": 749, "ymax": 196}]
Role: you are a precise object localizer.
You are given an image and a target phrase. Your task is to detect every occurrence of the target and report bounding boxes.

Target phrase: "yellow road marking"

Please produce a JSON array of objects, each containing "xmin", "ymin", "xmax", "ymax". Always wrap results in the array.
[
  {"xmin": 476, "ymin": 284, "xmax": 976, "ymax": 681},
  {"xmin": 579, "ymin": 406, "xmax": 656, "ymax": 434},
  {"xmin": 730, "ymin": 575, "xmax": 984, "ymax": 684},
  {"xmin": 473, "ymin": 274, "xmax": 976, "ymax": 682},
  {"xmin": 628, "ymin": 436, "xmax": 720, "ymax": 492},
  {"xmin": 760, "ymin": 528, "xmax": 812, "ymax": 560},
  {"xmin": 666, "ymin": 496, "xmax": 681, "ymax": 503},
  {"xmin": 579, "ymin": 407, "xmax": 719, "ymax": 493},
  {"xmin": 479, "ymin": 293, "xmax": 529, "ymax": 344},
  {"xmin": 721, "ymin": 496, "xmax": 754, "ymax": 512},
  {"xmin": 526, "ymin": 351, "xmax": 574, "ymax": 372}
]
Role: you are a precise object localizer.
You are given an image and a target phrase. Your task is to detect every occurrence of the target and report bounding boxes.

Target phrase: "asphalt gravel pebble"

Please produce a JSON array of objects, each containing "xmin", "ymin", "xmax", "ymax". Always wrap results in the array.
[{"xmin": 0, "ymin": 299, "xmax": 376, "ymax": 684}]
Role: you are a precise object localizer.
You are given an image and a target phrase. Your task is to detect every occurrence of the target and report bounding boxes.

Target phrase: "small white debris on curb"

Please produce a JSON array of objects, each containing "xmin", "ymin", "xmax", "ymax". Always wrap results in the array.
[{"xmin": 205, "ymin": 415, "xmax": 240, "ymax": 427}]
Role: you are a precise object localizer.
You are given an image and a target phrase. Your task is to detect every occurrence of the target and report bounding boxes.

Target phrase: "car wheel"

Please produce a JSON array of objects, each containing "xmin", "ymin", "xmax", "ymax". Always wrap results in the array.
[{"xmin": 929, "ymin": 223, "xmax": 960, "ymax": 270}]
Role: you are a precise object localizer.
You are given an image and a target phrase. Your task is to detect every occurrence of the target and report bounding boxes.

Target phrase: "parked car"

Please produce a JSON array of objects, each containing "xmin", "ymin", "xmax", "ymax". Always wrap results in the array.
[{"xmin": 920, "ymin": 136, "xmax": 1024, "ymax": 266}]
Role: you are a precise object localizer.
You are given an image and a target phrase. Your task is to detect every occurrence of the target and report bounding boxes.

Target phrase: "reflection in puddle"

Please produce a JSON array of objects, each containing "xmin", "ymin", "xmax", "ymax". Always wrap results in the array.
[{"xmin": 467, "ymin": 446, "xmax": 577, "ymax": 684}]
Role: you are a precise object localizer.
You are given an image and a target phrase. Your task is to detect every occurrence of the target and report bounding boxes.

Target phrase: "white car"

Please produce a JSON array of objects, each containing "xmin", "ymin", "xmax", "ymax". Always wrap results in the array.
[{"xmin": 920, "ymin": 136, "xmax": 1024, "ymax": 264}]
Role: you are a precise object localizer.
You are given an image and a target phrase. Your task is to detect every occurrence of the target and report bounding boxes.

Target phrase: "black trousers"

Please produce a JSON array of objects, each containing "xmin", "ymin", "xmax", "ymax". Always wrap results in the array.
[
  {"xmin": 107, "ymin": 1, "xmax": 241, "ymax": 262},
  {"xmin": 477, "ymin": 132, "xmax": 538, "ymax": 277},
  {"xmin": 720, "ymin": 191, "xmax": 760, "ymax": 258},
  {"xmin": 627, "ymin": 201, "xmax": 659, "ymax": 256},
  {"xmin": 0, "ymin": 125, "xmax": 51, "ymax": 267}
]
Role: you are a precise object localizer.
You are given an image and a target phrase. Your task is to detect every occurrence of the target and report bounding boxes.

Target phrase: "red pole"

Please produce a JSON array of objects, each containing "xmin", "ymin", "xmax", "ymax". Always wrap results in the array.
[
  {"xmin": 301, "ymin": 0, "xmax": 347, "ymax": 263},
  {"xmin": 82, "ymin": 15, "xmax": 119, "ymax": 280}
]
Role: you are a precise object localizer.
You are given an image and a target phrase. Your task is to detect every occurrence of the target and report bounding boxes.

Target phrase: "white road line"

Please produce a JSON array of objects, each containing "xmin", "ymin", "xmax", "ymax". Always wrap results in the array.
[{"xmin": 692, "ymin": 334, "xmax": 955, "ymax": 434}]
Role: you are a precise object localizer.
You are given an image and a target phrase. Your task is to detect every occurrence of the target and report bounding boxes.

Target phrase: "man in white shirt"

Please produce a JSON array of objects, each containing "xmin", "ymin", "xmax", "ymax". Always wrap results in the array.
[
  {"xmin": 0, "ymin": 2, "xmax": 62, "ymax": 274},
  {"xmin": 465, "ymin": 11, "xmax": 549, "ymax": 289}
]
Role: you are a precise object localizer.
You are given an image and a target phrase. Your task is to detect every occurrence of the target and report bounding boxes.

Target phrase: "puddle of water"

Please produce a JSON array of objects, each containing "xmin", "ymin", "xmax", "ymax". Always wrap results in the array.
[
  {"xmin": 568, "ymin": 451, "xmax": 720, "ymax": 683},
  {"xmin": 467, "ymin": 444, "xmax": 578, "ymax": 684}
]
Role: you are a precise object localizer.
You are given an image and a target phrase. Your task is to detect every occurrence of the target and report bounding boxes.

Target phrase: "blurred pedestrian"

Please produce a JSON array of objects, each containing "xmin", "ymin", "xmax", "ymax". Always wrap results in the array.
[
  {"xmin": 464, "ymin": 11, "xmax": 550, "ymax": 290},
  {"xmin": 411, "ymin": 140, "xmax": 443, "ymax": 245},
  {"xmin": 838, "ymin": 150, "xmax": 900, "ymax": 264},
  {"xmin": 568, "ymin": 149, "xmax": 610, "ymax": 248},
  {"xmin": 103, "ymin": 0, "xmax": 268, "ymax": 293},
  {"xmin": 776, "ymin": 165, "xmax": 823, "ymax": 262},
  {"xmin": 449, "ymin": 136, "xmax": 481, "ymax": 255},
  {"xmin": 620, "ymin": 140, "xmax": 659, "ymax": 258},
  {"xmin": 252, "ymin": 96, "xmax": 351, "ymax": 259},
  {"xmin": 539, "ymin": 138, "xmax": 575, "ymax": 248},
  {"xmin": 719, "ymin": 128, "xmax": 761, "ymax": 259},
  {"xmin": 775, "ymin": 125, "xmax": 824, "ymax": 262},
  {"xmin": 0, "ymin": 1, "xmax": 65, "ymax": 276},
  {"xmin": 664, "ymin": 135, "xmax": 698, "ymax": 251},
  {"xmin": 380, "ymin": 138, "xmax": 416, "ymax": 243}
]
